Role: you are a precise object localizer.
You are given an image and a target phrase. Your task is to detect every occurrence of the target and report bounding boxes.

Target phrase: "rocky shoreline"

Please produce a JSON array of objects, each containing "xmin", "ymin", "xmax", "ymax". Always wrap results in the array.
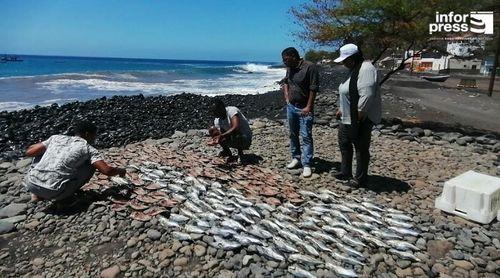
[{"xmin": 1, "ymin": 114, "xmax": 499, "ymax": 277}]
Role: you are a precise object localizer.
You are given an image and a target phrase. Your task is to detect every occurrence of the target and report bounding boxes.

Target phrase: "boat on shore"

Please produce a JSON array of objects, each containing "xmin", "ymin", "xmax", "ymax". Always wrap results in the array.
[{"xmin": 421, "ymin": 75, "xmax": 450, "ymax": 82}]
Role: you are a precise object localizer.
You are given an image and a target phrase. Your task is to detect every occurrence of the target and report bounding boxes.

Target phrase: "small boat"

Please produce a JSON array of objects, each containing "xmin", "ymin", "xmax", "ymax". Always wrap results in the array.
[{"xmin": 421, "ymin": 75, "xmax": 450, "ymax": 82}]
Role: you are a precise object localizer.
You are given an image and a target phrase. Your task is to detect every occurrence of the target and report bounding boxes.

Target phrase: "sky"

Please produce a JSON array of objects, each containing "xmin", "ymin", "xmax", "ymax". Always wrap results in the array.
[{"xmin": 0, "ymin": 0, "xmax": 310, "ymax": 62}]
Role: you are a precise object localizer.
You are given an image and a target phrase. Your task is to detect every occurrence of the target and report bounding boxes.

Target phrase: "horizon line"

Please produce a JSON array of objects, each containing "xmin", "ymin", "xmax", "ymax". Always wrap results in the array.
[{"xmin": 0, "ymin": 53, "xmax": 278, "ymax": 64}]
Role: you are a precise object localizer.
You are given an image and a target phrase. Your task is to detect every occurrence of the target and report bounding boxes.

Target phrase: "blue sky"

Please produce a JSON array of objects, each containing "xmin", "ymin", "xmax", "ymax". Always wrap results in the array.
[{"xmin": 0, "ymin": 0, "xmax": 310, "ymax": 62}]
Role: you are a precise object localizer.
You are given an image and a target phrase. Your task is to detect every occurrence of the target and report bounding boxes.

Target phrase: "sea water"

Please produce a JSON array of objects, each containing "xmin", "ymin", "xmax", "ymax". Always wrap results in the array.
[{"xmin": 0, "ymin": 55, "xmax": 285, "ymax": 111}]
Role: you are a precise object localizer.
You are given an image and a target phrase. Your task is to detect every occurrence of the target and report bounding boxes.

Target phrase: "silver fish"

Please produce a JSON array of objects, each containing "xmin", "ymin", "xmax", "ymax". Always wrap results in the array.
[
  {"xmin": 195, "ymin": 219, "xmax": 211, "ymax": 228},
  {"xmin": 167, "ymin": 183, "xmax": 185, "ymax": 193},
  {"xmin": 344, "ymin": 202, "xmax": 369, "ymax": 213},
  {"xmin": 110, "ymin": 176, "xmax": 129, "ymax": 185},
  {"xmin": 370, "ymin": 229, "xmax": 402, "ymax": 240},
  {"xmin": 281, "ymin": 229, "xmax": 303, "ymax": 244},
  {"xmin": 366, "ymin": 209, "xmax": 382, "ymax": 218},
  {"xmin": 256, "ymin": 203, "xmax": 275, "ymax": 212},
  {"xmin": 227, "ymin": 199, "xmax": 243, "ymax": 209},
  {"xmin": 158, "ymin": 216, "xmax": 180, "ymax": 228},
  {"xmin": 298, "ymin": 220, "xmax": 319, "ymax": 230},
  {"xmin": 179, "ymin": 208, "xmax": 197, "ymax": 219},
  {"xmin": 331, "ymin": 252, "xmax": 365, "ymax": 266},
  {"xmin": 336, "ymin": 242, "xmax": 365, "ymax": 258},
  {"xmin": 172, "ymin": 231, "xmax": 192, "ymax": 241},
  {"xmin": 347, "ymin": 226, "xmax": 370, "ymax": 238},
  {"xmin": 210, "ymin": 236, "xmax": 241, "ymax": 250},
  {"xmin": 214, "ymin": 203, "xmax": 236, "ymax": 212},
  {"xmin": 356, "ymin": 214, "xmax": 382, "ymax": 225},
  {"xmin": 235, "ymin": 198, "xmax": 252, "ymax": 207},
  {"xmin": 211, "ymin": 181, "xmax": 223, "ymax": 188},
  {"xmin": 319, "ymin": 188, "xmax": 340, "ymax": 197},
  {"xmin": 171, "ymin": 193, "xmax": 186, "ymax": 202},
  {"xmin": 227, "ymin": 187, "xmax": 242, "ymax": 195},
  {"xmin": 221, "ymin": 219, "xmax": 246, "ymax": 231},
  {"xmin": 288, "ymin": 265, "xmax": 316, "ymax": 278},
  {"xmin": 208, "ymin": 227, "xmax": 237, "ymax": 238},
  {"xmin": 273, "ymin": 237, "xmax": 299, "ymax": 253},
  {"xmin": 197, "ymin": 200, "xmax": 215, "ymax": 212},
  {"xmin": 169, "ymin": 213, "xmax": 189, "ymax": 223},
  {"xmin": 284, "ymin": 222, "xmax": 307, "ymax": 236},
  {"xmin": 323, "ymin": 225, "xmax": 347, "ymax": 237},
  {"xmin": 330, "ymin": 204, "xmax": 354, "ymax": 213},
  {"xmin": 311, "ymin": 206, "xmax": 331, "ymax": 214},
  {"xmin": 341, "ymin": 234, "xmax": 366, "ymax": 247},
  {"xmin": 387, "ymin": 208, "xmax": 405, "ymax": 214},
  {"xmin": 361, "ymin": 202, "xmax": 384, "ymax": 211},
  {"xmin": 257, "ymin": 246, "xmax": 285, "ymax": 261},
  {"xmin": 318, "ymin": 193, "xmax": 333, "ymax": 202},
  {"xmin": 150, "ymin": 169, "xmax": 165, "ymax": 177},
  {"xmin": 228, "ymin": 192, "xmax": 244, "ymax": 199},
  {"xmin": 364, "ymin": 236, "xmax": 388, "ymax": 248},
  {"xmin": 298, "ymin": 241, "xmax": 320, "ymax": 257},
  {"xmin": 386, "ymin": 213, "xmax": 413, "ymax": 221},
  {"xmin": 173, "ymin": 178, "xmax": 186, "ymax": 185},
  {"xmin": 273, "ymin": 213, "xmax": 296, "ymax": 222},
  {"xmin": 311, "ymin": 231, "xmax": 338, "ymax": 244},
  {"xmin": 206, "ymin": 197, "xmax": 222, "ymax": 206},
  {"xmin": 184, "ymin": 201, "xmax": 203, "ymax": 213},
  {"xmin": 187, "ymin": 190, "xmax": 200, "ymax": 201},
  {"xmin": 273, "ymin": 219, "xmax": 287, "ymax": 229},
  {"xmin": 170, "ymin": 170, "xmax": 184, "ymax": 177},
  {"xmin": 352, "ymin": 221, "xmax": 377, "ymax": 231},
  {"xmin": 199, "ymin": 212, "xmax": 220, "ymax": 221},
  {"xmin": 388, "ymin": 226, "xmax": 419, "ymax": 237},
  {"xmin": 384, "ymin": 218, "xmax": 413, "ymax": 228},
  {"xmin": 325, "ymin": 262, "xmax": 358, "ymax": 277},
  {"xmin": 261, "ymin": 219, "xmax": 281, "ymax": 232},
  {"xmin": 214, "ymin": 209, "xmax": 228, "ymax": 217},
  {"xmin": 302, "ymin": 216, "xmax": 322, "ymax": 224},
  {"xmin": 387, "ymin": 240, "xmax": 419, "ymax": 251},
  {"xmin": 288, "ymin": 254, "xmax": 322, "ymax": 265},
  {"xmin": 193, "ymin": 183, "xmax": 207, "ymax": 192},
  {"xmin": 278, "ymin": 206, "xmax": 293, "ymax": 215},
  {"xmin": 304, "ymin": 208, "xmax": 323, "ymax": 216},
  {"xmin": 213, "ymin": 188, "xmax": 226, "ymax": 196},
  {"xmin": 233, "ymin": 213, "xmax": 255, "ymax": 224},
  {"xmin": 388, "ymin": 249, "xmax": 421, "ymax": 262},
  {"xmin": 331, "ymin": 210, "xmax": 351, "ymax": 224},
  {"xmin": 284, "ymin": 202, "xmax": 302, "ymax": 212},
  {"xmin": 233, "ymin": 234, "xmax": 263, "ymax": 246},
  {"xmin": 322, "ymin": 216, "xmax": 349, "ymax": 229},
  {"xmin": 207, "ymin": 191, "xmax": 223, "ymax": 201},
  {"xmin": 299, "ymin": 190, "xmax": 319, "ymax": 199},
  {"xmin": 242, "ymin": 207, "xmax": 261, "ymax": 218},
  {"xmin": 307, "ymin": 236, "xmax": 333, "ymax": 253},
  {"xmin": 185, "ymin": 225, "xmax": 205, "ymax": 234},
  {"xmin": 248, "ymin": 225, "xmax": 273, "ymax": 239}
]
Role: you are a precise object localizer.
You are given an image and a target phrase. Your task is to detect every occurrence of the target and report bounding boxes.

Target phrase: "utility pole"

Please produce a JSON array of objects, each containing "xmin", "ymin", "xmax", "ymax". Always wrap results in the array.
[{"xmin": 488, "ymin": 34, "xmax": 499, "ymax": 97}]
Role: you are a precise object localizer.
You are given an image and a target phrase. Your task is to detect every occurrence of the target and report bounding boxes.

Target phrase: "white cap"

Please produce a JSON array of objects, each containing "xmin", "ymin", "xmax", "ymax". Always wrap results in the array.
[{"xmin": 334, "ymin": 44, "xmax": 359, "ymax": 63}]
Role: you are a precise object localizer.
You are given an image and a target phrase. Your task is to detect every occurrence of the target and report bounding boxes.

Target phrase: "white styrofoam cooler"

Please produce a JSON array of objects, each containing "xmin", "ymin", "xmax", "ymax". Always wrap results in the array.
[{"xmin": 435, "ymin": 170, "xmax": 500, "ymax": 224}]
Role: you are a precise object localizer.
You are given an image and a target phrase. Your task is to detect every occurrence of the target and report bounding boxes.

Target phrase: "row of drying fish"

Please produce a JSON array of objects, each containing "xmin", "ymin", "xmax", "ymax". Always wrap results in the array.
[{"xmin": 112, "ymin": 163, "xmax": 422, "ymax": 277}]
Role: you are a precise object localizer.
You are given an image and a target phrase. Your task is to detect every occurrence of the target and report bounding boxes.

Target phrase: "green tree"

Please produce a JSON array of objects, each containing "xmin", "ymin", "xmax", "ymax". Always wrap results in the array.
[
  {"xmin": 304, "ymin": 49, "xmax": 338, "ymax": 63},
  {"xmin": 290, "ymin": 0, "xmax": 495, "ymax": 84}
]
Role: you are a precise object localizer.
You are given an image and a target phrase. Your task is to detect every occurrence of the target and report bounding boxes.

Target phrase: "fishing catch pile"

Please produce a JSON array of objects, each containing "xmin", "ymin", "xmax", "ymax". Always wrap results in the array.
[{"xmin": 83, "ymin": 148, "xmax": 423, "ymax": 277}]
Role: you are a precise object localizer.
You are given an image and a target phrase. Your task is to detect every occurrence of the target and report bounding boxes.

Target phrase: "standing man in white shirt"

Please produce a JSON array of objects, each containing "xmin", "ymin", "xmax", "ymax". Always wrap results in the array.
[{"xmin": 333, "ymin": 44, "xmax": 381, "ymax": 187}]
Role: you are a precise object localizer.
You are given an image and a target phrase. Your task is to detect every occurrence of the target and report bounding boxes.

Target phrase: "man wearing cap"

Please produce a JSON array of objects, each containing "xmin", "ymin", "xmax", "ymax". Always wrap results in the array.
[
  {"xmin": 281, "ymin": 47, "xmax": 320, "ymax": 178},
  {"xmin": 333, "ymin": 44, "xmax": 381, "ymax": 187}
]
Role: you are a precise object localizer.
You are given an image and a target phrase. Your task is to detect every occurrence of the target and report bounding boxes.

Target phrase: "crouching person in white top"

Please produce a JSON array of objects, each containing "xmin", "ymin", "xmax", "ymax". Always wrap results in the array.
[
  {"xmin": 23, "ymin": 120, "xmax": 126, "ymax": 204},
  {"xmin": 208, "ymin": 99, "xmax": 253, "ymax": 163},
  {"xmin": 333, "ymin": 44, "xmax": 381, "ymax": 187}
]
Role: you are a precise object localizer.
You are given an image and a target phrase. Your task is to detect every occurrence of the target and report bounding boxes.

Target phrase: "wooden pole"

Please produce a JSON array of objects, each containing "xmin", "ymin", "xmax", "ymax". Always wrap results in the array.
[{"xmin": 488, "ymin": 34, "xmax": 499, "ymax": 97}]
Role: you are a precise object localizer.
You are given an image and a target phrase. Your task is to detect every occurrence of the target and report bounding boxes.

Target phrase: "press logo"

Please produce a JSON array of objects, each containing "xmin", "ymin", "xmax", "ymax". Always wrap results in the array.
[{"xmin": 429, "ymin": 11, "xmax": 494, "ymax": 35}]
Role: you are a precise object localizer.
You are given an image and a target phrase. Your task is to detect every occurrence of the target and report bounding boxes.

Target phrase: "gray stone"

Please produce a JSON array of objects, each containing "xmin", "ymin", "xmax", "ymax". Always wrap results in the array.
[
  {"xmin": 0, "ymin": 220, "xmax": 15, "ymax": 234},
  {"xmin": 2, "ymin": 214, "xmax": 26, "ymax": 224},
  {"xmin": 171, "ymin": 131, "xmax": 186, "ymax": 138},
  {"xmin": 485, "ymin": 261, "xmax": 498, "ymax": 273},
  {"xmin": 0, "ymin": 162, "xmax": 14, "ymax": 170},
  {"xmin": 193, "ymin": 245, "xmax": 206, "ymax": 257},
  {"xmin": 448, "ymin": 250, "xmax": 464, "ymax": 260},
  {"xmin": 454, "ymin": 260, "xmax": 474, "ymax": 270},
  {"xmin": 457, "ymin": 232, "xmax": 475, "ymax": 248},
  {"xmin": 0, "ymin": 203, "xmax": 27, "ymax": 218},
  {"xmin": 173, "ymin": 257, "xmax": 188, "ymax": 267},
  {"xmin": 32, "ymin": 258, "xmax": 44, "ymax": 267},
  {"xmin": 100, "ymin": 265, "xmax": 120, "ymax": 278},
  {"xmin": 396, "ymin": 260, "xmax": 411, "ymax": 269},
  {"xmin": 146, "ymin": 229, "xmax": 161, "ymax": 240},
  {"xmin": 242, "ymin": 255, "xmax": 253, "ymax": 266},
  {"xmin": 16, "ymin": 159, "xmax": 32, "ymax": 169}
]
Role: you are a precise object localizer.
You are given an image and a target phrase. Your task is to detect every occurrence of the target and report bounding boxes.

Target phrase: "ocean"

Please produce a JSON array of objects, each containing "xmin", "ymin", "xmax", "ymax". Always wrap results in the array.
[{"xmin": 0, "ymin": 55, "xmax": 286, "ymax": 111}]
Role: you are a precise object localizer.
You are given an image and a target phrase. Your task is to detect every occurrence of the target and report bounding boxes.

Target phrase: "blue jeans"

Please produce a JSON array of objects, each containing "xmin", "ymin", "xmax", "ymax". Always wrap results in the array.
[{"xmin": 287, "ymin": 104, "xmax": 314, "ymax": 167}]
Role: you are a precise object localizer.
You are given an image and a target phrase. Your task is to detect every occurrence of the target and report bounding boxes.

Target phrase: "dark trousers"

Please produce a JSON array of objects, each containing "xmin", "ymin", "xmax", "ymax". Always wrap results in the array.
[{"xmin": 338, "ymin": 119, "xmax": 373, "ymax": 183}]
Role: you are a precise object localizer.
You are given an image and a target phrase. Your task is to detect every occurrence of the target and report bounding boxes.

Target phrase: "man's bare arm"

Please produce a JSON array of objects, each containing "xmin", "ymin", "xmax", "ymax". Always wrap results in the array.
[
  {"xmin": 93, "ymin": 160, "xmax": 126, "ymax": 177},
  {"xmin": 26, "ymin": 143, "xmax": 46, "ymax": 157}
]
